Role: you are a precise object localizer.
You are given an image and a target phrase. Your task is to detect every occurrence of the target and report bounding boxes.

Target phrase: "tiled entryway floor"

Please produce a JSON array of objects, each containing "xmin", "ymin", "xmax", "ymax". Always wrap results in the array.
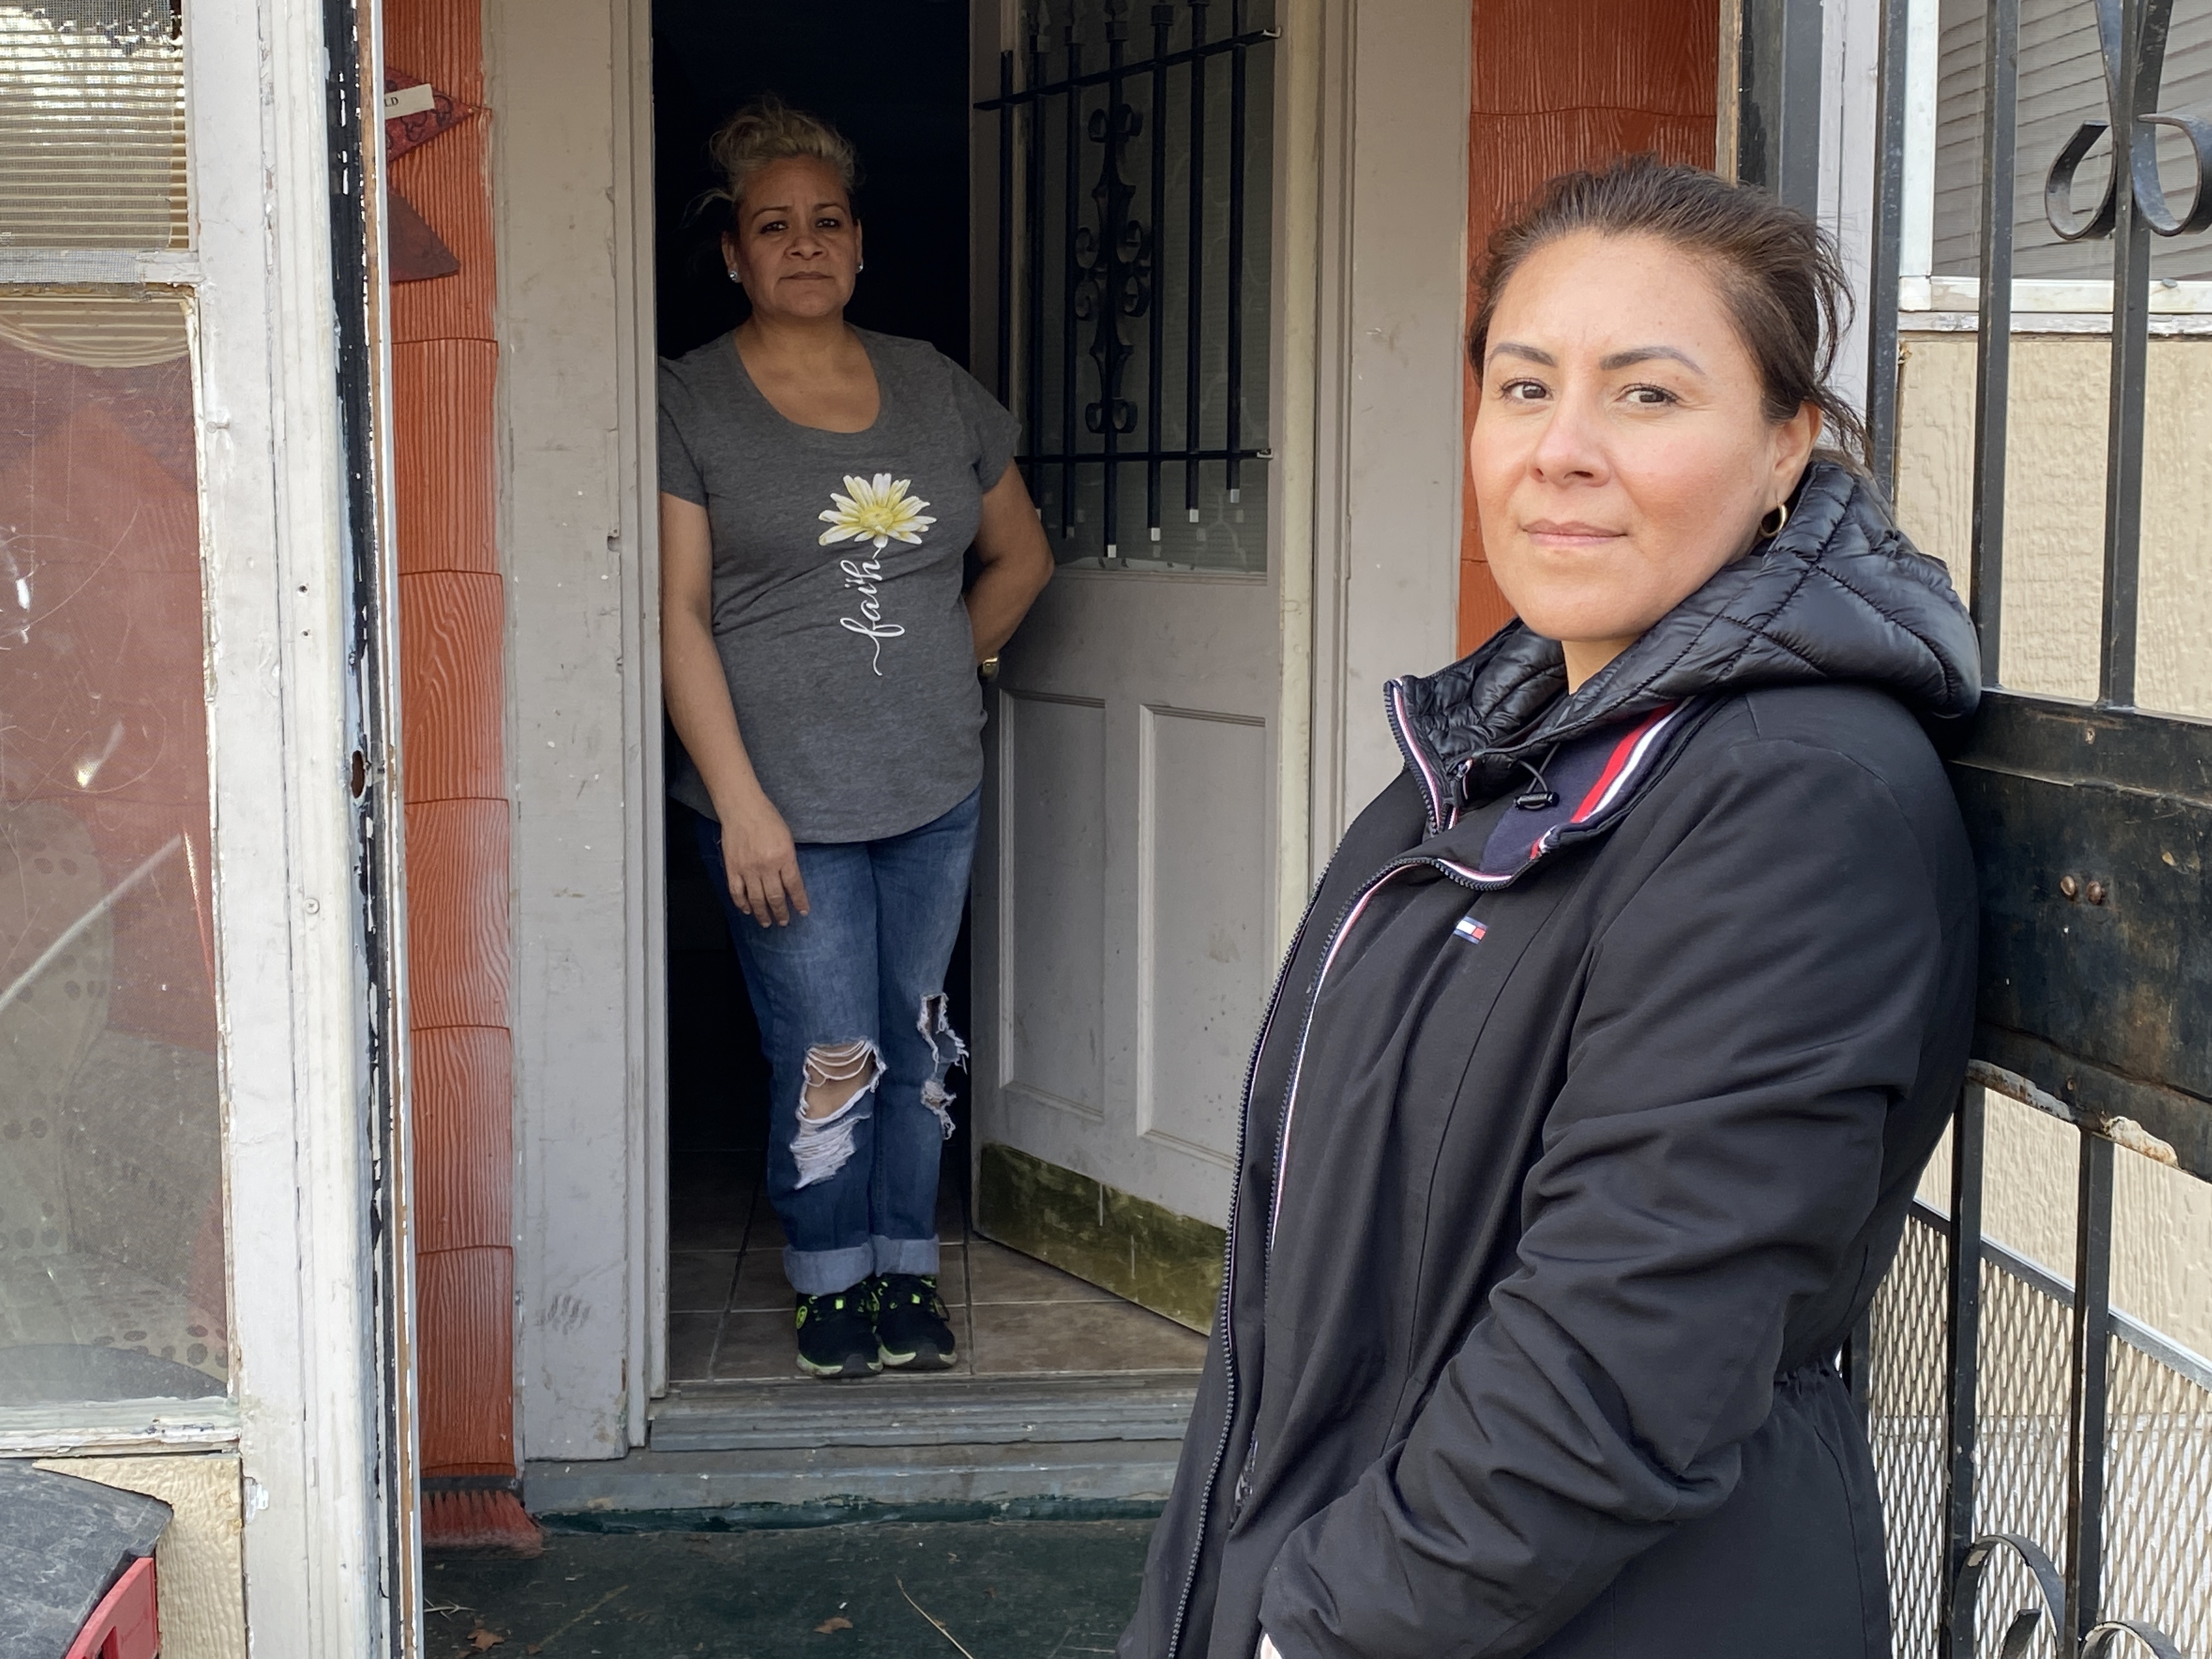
[{"xmin": 667, "ymin": 1148, "xmax": 1208, "ymax": 1383}]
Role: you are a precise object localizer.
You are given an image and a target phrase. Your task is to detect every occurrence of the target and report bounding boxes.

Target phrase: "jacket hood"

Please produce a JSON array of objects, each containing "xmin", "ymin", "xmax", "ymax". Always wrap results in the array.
[{"xmin": 1392, "ymin": 458, "xmax": 1981, "ymax": 808}]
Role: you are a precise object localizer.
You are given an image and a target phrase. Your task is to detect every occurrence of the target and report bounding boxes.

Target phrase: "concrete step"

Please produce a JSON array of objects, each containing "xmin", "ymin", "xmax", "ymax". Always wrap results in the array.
[
  {"xmin": 647, "ymin": 1372, "xmax": 1199, "ymax": 1453},
  {"xmin": 525, "ymin": 1436, "xmax": 1186, "ymax": 1517},
  {"xmin": 523, "ymin": 1375, "xmax": 1200, "ymax": 1516}
]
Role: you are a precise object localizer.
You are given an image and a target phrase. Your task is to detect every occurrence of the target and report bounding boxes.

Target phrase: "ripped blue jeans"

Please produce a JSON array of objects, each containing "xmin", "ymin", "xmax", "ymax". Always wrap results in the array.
[{"xmin": 696, "ymin": 787, "xmax": 978, "ymax": 1296}]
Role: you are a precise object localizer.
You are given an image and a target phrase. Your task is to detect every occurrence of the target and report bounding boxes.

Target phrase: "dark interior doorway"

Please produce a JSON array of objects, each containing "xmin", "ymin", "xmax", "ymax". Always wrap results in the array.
[
  {"xmin": 651, "ymin": 1, "xmax": 972, "ymax": 363},
  {"xmin": 653, "ymin": 0, "xmax": 978, "ymax": 1377}
]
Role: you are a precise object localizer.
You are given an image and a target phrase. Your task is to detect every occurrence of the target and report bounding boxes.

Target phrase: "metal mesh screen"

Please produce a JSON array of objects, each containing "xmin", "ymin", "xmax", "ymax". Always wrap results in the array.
[
  {"xmin": 1869, "ymin": 1206, "xmax": 2212, "ymax": 1655},
  {"xmin": 2102, "ymin": 1338, "xmax": 2212, "ymax": 1654},
  {"xmin": 1871, "ymin": 1210, "xmax": 1949, "ymax": 1658}
]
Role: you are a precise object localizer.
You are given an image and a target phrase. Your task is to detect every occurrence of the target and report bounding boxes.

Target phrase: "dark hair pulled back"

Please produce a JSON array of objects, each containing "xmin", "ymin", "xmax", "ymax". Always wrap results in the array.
[{"xmin": 1468, "ymin": 155, "xmax": 1865, "ymax": 463}]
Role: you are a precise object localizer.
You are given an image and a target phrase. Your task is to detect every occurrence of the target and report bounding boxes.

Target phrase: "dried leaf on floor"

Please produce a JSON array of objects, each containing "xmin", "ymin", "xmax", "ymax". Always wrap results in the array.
[
  {"xmin": 815, "ymin": 1616, "xmax": 854, "ymax": 1634},
  {"xmin": 465, "ymin": 1629, "xmax": 506, "ymax": 1652}
]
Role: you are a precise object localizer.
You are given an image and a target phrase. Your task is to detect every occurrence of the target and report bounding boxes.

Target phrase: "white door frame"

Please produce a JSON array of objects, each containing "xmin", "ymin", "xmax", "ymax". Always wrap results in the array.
[
  {"xmin": 484, "ymin": 0, "xmax": 1470, "ymax": 1460},
  {"xmin": 1307, "ymin": 0, "xmax": 1470, "ymax": 855},
  {"xmin": 0, "ymin": 0, "xmax": 424, "ymax": 1650},
  {"xmin": 488, "ymin": 0, "xmax": 666, "ymax": 1462}
]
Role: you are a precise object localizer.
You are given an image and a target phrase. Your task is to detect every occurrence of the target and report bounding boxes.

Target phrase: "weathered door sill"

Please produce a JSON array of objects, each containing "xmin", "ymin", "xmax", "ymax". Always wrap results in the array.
[{"xmin": 524, "ymin": 1372, "xmax": 1197, "ymax": 1518}]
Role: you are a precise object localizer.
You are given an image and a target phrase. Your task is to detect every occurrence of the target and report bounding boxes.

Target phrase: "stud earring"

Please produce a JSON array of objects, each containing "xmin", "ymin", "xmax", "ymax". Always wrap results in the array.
[
  {"xmin": 1759, "ymin": 501, "xmax": 1789, "ymax": 539},
  {"xmin": 856, "ymin": 260, "xmax": 865, "ymax": 273},
  {"xmin": 726, "ymin": 268, "xmax": 741, "ymax": 286}
]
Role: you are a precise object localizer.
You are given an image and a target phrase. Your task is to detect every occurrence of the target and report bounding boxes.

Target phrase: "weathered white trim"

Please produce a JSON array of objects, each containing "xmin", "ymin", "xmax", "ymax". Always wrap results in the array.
[
  {"xmin": 611, "ymin": 0, "xmax": 668, "ymax": 1432},
  {"xmin": 0, "ymin": 1400, "xmax": 242, "ymax": 1459},
  {"xmin": 1900, "ymin": 309, "xmax": 2212, "ymax": 337},
  {"xmin": 1271, "ymin": 0, "xmax": 1321, "ymax": 929},
  {"xmin": 489, "ymin": 0, "xmax": 652, "ymax": 1463},
  {"xmin": 1901, "ymin": 274, "xmax": 2212, "ymax": 317},
  {"xmin": 189, "ymin": 0, "xmax": 396, "ymax": 1649},
  {"xmin": 1307, "ymin": 0, "xmax": 1469, "ymax": 849},
  {"xmin": 1817, "ymin": 0, "xmax": 1880, "ymax": 416},
  {"xmin": 0, "ymin": 250, "xmax": 203, "ymax": 285},
  {"xmin": 1900, "ymin": 0, "xmax": 1938, "ymax": 281}
]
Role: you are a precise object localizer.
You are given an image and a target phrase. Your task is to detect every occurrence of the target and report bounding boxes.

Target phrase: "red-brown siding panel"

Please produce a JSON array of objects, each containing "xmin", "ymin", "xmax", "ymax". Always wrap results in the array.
[
  {"xmin": 1460, "ymin": 0, "xmax": 1719, "ymax": 657},
  {"xmin": 403, "ymin": 798, "xmax": 511, "ymax": 1033},
  {"xmin": 389, "ymin": 120, "xmax": 497, "ymax": 348},
  {"xmin": 384, "ymin": 0, "xmax": 516, "ymax": 1516},
  {"xmin": 399, "ymin": 570, "xmax": 505, "ymax": 803},
  {"xmin": 411, "ymin": 1025, "xmax": 513, "ymax": 1254},
  {"xmin": 393, "ymin": 341, "xmax": 498, "ymax": 575},
  {"xmin": 416, "ymin": 1245, "xmax": 516, "ymax": 1470}
]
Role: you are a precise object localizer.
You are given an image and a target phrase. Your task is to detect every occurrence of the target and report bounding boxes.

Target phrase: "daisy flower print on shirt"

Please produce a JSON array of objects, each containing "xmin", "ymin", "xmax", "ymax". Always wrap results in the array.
[{"xmin": 820, "ymin": 473, "xmax": 936, "ymax": 675}]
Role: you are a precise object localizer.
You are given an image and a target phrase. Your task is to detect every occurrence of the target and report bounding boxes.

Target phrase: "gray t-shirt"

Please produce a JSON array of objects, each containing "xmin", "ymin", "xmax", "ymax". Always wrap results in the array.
[{"xmin": 659, "ymin": 328, "xmax": 1020, "ymax": 843}]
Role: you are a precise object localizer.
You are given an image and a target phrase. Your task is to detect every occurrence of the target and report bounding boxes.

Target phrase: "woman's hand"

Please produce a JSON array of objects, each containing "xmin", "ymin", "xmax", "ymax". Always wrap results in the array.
[{"xmin": 716, "ymin": 788, "xmax": 810, "ymax": 926}]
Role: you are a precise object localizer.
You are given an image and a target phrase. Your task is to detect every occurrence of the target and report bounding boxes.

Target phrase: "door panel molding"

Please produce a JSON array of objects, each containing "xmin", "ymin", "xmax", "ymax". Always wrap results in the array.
[{"xmin": 1135, "ymin": 704, "xmax": 1269, "ymax": 1170}]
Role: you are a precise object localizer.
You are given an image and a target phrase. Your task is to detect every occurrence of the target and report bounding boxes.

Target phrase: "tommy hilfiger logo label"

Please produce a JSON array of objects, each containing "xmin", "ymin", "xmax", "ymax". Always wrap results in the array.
[{"xmin": 1454, "ymin": 913, "xmax": 1487, "ymax": 944}]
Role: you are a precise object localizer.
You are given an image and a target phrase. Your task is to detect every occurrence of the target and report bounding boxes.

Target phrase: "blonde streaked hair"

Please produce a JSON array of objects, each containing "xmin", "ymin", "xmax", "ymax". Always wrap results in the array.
[{"xmin": 708, "ymin": 95, "xmax": 861, "ymax": 217}]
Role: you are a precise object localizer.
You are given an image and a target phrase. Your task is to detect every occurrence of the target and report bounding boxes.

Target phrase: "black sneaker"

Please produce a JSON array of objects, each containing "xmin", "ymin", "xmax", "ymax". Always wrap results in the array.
[
  {"xmin": 873, "ymin": 1273, "xmax": 957, "ymax": 1370},
  {"xmin": 794, "ymin": 1286, "xmax": 881, "ymax": 1379}
]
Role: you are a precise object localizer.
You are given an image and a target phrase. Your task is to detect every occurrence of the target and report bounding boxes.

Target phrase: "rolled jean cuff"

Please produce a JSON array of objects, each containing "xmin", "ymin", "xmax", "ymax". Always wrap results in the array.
[
  {"xmin": 783, "ymin": 1242, "xmax": 875, "ymax": 1297},
  {"xmin": 872, "ymin": 1234, "xmax": 941, "ymax": 1277}
]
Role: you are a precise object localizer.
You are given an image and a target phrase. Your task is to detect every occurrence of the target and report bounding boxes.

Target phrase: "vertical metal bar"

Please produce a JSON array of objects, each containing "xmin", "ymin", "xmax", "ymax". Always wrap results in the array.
[
  {"xmin": 1864, "ymin": 0, "xmax": 1909, "ymax": 494},
  {"xmin": 1224, "ymin": 0, "xmax": 1248, "ymax": 503},
  {"xmin": 2098, "ymin": 0, "xmax": 2154, "ymax": 709},
  {"xmin": 1102, "ymin": 21, "xmax": 1127, "ymax": 561},
  {"xmin": 1061, "ymin": 30, "xmax": 1083, "ymax": 539},
  {"xmin": 1939, "ymin": 1087, "xmax": 1986, "ymax": 1659},
  {"xmin": 1968, "ymin": 0, "xmax": 2019, "ymax": 691},
  {"xmin": 1026, "ymin": 32, "xmax": 1046, "ymax": 508},
  {"xmin": 1147, "ymin": 5, "xmax": 1172, "ymax": 546},
  {"xmin": 2064, "ymin": 1130, "xmax": 2116, "ymax": 1645},
  {"xmin": 997, "ymin": 51, "xmax": 1015, "ymax": 408},
  {"xmin": 1184, "ymin": 0, "xmax": 1208, "ymax": 522}
]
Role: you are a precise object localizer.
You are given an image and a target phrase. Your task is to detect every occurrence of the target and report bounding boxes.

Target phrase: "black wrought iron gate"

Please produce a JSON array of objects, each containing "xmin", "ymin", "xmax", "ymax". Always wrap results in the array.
[
  {"xmin": 977, "ymin": 0, "xmax": 1277, "ymax": 571},
  {"xmin": 1836, "ymin": 0, "xmax": 2212, "ymax": 1653}
]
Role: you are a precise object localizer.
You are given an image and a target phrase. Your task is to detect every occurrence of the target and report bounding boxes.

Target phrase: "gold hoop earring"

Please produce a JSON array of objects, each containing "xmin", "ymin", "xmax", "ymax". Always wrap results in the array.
[{"xmin": 1759, "ymin": 501, "xmax": 1789, "ymax": 539}]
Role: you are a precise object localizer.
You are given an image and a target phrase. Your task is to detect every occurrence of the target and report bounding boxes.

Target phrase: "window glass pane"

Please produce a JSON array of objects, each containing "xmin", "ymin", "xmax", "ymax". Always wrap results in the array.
[
  {"xmin": 1015, "ymin": 3, "xmax": 1275, "ymax": 573},
  {"xmin": 0, "ymin": 1, "xmax": 188, "ymax": 251},
  {"xmin": 0, "ymin": 292, "xmax": 226, "ymax": 1407},
  {"xmin": 1933, "ymin": 0, "xmax": 2212, "ymax": 283}
]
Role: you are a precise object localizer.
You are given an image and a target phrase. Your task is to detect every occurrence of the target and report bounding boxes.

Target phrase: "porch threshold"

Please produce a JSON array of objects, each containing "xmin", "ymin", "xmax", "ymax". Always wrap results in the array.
[{"xmin": 524, "ymin": 1372, "xmax": 1197, "ymax": 1518}]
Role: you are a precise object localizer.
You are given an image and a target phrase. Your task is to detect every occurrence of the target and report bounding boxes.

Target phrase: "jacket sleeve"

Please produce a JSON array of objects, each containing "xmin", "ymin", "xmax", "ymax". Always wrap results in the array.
[{"xmin": 1257, "ymin": 737, "xmax": 1947, "ymax": 1659}]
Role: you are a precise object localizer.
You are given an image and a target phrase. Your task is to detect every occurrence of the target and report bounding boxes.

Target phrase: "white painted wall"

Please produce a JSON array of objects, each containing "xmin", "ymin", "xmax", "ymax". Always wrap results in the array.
[
  {"xmin": 486, "ymin": 0, "xmax": 659, "ymax": 1461},
  {"xmin": 1307, "ymin": 0, "xmax": 1469, "ymax": 850},
  {"xmin": 1894, "ymin": 330, "xmax": 2212, "ymax": 716},
  {"xmin": 1816, "ymin": 0, "xmax": 1881, "ymax": 418}
]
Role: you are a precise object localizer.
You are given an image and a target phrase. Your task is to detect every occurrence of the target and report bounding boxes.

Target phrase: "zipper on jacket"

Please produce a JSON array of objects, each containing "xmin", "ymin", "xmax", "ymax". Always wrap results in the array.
[
  {"xmin": 1162, "ymin": 879, "xmax": 1325, "ymax": 1659},
  {"xmin": 1385, "ymin": 680, "xmax": 1453, "ymax": 834}
]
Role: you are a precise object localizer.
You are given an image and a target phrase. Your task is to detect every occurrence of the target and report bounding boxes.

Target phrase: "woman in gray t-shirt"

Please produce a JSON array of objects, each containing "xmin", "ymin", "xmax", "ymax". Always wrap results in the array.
[{"xmin": 658, "ymin": 99, "xmax": 1052, "ymax": 1380}]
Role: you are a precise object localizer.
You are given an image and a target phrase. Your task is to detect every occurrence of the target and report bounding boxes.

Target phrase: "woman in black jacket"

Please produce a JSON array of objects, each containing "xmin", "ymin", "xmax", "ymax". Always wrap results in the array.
[{"xmin": 1123, "ymin": 160, "xmax": 1979, "ymax": 1659}]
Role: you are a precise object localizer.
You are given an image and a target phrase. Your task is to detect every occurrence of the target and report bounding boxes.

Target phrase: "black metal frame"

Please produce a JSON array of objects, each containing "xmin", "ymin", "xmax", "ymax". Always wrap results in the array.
[
  {"xmin": 977, "ymin": 1, "xmax": 1276, "ymax": 559},
  {"xmin": 1846, "ymin": 1, "xmax": 2212, "ymax": 1653},
  {"xmin": 320, "ymin": 0, "xmax": 411, "ymax": 1643}
]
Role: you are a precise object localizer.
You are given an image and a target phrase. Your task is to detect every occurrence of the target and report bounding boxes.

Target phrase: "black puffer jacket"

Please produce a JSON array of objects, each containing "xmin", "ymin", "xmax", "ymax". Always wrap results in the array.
[{"xmin": 1122, "ymin": 461, "xmax": 1981, "ymax": 1659}]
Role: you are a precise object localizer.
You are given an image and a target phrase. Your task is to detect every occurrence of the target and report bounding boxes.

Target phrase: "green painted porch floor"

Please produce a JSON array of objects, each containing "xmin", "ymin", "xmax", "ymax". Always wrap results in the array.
[{"xmin": 424, "ymin": 1518, "xmax": 1155, "ymax": 1658}]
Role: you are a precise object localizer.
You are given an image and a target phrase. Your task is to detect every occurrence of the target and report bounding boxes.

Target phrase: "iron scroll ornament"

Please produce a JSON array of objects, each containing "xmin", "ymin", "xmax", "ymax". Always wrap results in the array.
[
  {"xmin": 2045, "ymin": 0, "xmax": 2212, "ymax": 240},
  {"xmin": 1073, "ymin": 98, "xmax": 1155, "ymax": 439},
  {"xmin": 1951, "ymin": 1533, "xmax": 2187, "ymax": 1659}
]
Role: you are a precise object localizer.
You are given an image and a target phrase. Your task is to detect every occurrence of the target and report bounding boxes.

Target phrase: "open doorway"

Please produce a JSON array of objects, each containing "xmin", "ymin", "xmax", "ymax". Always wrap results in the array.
[{"xmin": 650, "ymin": 0, "xmax": 1208, "ymax": 1392}]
